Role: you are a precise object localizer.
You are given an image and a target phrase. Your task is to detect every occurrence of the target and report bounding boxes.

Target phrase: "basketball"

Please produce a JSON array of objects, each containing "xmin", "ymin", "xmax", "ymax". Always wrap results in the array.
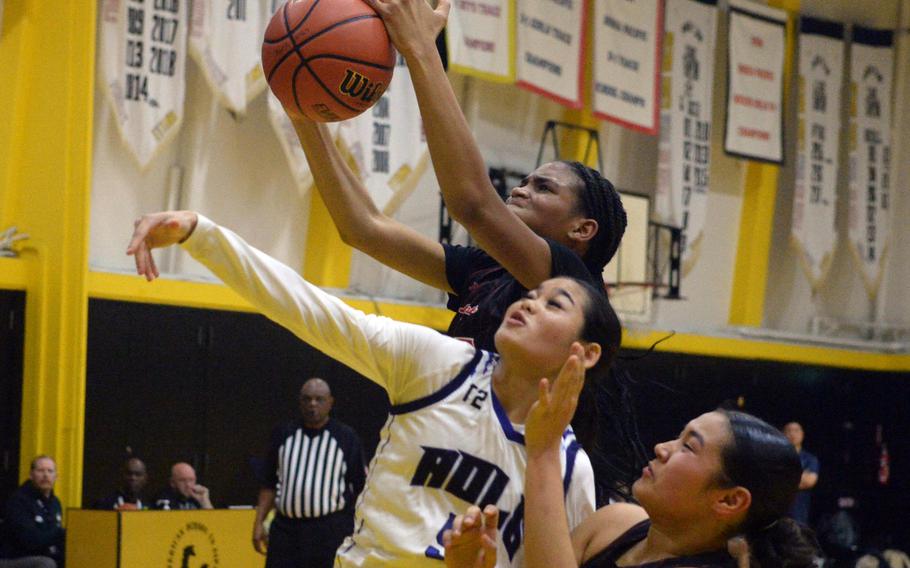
[{"xmin": 262, "ymin": 0, "xmax": 396, "ymax": 122}]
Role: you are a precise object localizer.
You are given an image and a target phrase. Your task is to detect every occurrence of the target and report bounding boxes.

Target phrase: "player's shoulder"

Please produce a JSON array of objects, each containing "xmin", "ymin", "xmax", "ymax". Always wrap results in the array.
[{"xmin": 579, "ymin": 503, "xmax": 650, "ymax": 558}]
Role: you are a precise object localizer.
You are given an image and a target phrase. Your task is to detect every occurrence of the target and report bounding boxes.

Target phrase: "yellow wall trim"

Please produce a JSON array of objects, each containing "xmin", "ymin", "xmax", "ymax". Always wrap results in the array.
[
  {"xmin": 88, "ymin": 271, "xmax": 454, "ymax": 329},
  {"xmin": 0, "ymin": 258, "xmax": 28, "ymax": 290},
  {"xmin": 90, "ymin": 272, "xmax": 909, "ymax": 371},
  {"xmin": 623, "ymin": 328, "xmax": 910, "ymax": 372},
  {"xmin": 88, "ymin": 271, "xmax": 257, "ymax": 313}
]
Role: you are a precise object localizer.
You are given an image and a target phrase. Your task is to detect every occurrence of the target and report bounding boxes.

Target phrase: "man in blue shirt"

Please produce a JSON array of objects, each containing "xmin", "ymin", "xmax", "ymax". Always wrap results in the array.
[
  {"xmin": 784, "ymin": 421, "xmax": 819, "ymax": 525},
  {"xmin": 0, "ymin": 455, "xmax": 64, "ymax": 567}
]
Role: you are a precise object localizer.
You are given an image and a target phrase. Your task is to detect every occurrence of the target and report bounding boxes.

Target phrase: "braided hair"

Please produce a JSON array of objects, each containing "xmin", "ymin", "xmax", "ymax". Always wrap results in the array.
[{"xmin": 562, "ymin": 161, "xmax": 627, "ymax": 277}]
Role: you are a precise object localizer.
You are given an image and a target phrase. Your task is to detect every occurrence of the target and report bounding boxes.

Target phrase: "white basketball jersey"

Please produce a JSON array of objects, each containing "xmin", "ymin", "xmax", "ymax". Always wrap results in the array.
[
  {"xmin": 183, "ymin": 217, "xmax": 596, "ymax": 568},
  {"xmin": 337, "ymin": 349, "xmax": 595, "ymax": 567}
]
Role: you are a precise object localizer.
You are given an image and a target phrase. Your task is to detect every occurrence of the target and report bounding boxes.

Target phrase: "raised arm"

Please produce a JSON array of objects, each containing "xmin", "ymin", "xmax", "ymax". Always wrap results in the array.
[
  {"xmin": 365, "ymin": 0, "xmax": 554, "ymax": 289},
  {"xmin": 523, "ymin": 346, "xmax": 588, "ymax": 568},
  {"xmin": 126, "ymin": 211, "xmax": 475, "ymax": 404},
  {"xmin": 290, "ymin": 116, "xmax": 451, "ymax": 292},
  {"xmin": 524, "ymin": 347, "xmax": 648, "ymax": 567}
]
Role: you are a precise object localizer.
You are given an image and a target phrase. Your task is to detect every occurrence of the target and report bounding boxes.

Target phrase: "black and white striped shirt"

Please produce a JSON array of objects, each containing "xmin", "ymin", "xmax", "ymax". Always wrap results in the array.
[{"xmin": 265, "ymin": 418, "xmax": 365, "ymax": 519}]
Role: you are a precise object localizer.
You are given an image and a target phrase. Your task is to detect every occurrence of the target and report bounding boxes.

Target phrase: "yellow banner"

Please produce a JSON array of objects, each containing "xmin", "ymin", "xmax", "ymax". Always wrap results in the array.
[{"xmin": 67, "ymin": 509, "xmax": 265, "ymax": 568}]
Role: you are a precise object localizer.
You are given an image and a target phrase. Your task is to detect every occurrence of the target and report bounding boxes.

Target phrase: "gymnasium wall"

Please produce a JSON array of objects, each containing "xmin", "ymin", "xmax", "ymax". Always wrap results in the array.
[
  {"xmin": 86, "ymin": 0, "xmax": 910, "ymax": 337},
  {"xmin": 2, "ymin": 0, "xmax": 910, "ymax": 508},
  {"xmin": 764, "ymin": 0, "xmax": 910, "ymax": 332}
]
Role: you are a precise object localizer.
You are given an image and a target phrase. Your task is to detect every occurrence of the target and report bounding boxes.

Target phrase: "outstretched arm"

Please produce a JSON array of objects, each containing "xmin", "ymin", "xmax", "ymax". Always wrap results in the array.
[
  {"xmin": 365, "ymin": 0, "xmax": 554, "ymax": 289},
  {"xmin": 126, "ymin": 211, "xmax": 476, "ymax": 404},
  {"xmin": 290, "ymin": 116, "xmax": 451, "ymax": 292}
]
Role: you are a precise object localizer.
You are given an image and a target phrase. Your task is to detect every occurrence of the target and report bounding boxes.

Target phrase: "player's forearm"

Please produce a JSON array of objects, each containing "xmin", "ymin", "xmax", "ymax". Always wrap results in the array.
[
  {"xmin": 291, "ymin": 118, "xmax": 387, "ymax": 247},
  {"xmin": 402, "ymin": 48, "xmax": 499, "ymax": 222},
  {"xmin": 524, "ymin": 449, "xmax": 578, "ymax": 568}
]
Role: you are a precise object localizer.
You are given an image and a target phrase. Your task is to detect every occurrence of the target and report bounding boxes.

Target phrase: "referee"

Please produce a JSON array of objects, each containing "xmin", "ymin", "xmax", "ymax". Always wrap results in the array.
[{"xmin": 253, "ymin": 378, "xmax": 366, "ymax": 568}]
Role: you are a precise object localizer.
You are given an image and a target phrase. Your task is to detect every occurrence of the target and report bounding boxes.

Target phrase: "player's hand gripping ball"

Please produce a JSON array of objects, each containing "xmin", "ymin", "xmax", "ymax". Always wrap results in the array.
[{"xmin": 262, "ymin": 0, "xmax": 396, "ymax": 122}]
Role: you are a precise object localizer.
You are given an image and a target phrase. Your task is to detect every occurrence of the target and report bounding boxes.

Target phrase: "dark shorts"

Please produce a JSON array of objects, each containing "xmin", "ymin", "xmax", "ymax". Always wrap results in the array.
[{"xmin": 265, "ymin": 511, "xmax": 354, "ymax": 568}]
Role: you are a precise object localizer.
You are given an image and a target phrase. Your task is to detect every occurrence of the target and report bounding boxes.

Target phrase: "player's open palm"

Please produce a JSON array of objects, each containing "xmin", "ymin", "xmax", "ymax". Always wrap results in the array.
[
  {"xmin": 526, "ymin": 342, "xmax": 585, "ymax": 459},
  {"xmin": 126, "ymin": 211, "xmax": 198, "ymax": 281}
]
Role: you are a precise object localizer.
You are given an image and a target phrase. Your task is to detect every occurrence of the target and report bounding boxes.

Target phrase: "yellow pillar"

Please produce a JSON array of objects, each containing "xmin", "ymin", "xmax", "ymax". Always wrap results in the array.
[
  {"xmin": 728, "ymin": 0, "xmax": 799, "ymax": 326},
  {"xmin": 0, "ymin": 0, "xmax": 96, "ymax": 507},
  {"xmin": 303, "ymin": 189, "xmax": 354, "ymax": 288}
]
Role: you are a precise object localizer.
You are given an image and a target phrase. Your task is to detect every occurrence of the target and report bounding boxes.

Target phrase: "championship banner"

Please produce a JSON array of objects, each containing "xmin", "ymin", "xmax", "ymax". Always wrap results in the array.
[
  {"xmin": 791, "ymin": 17, "xmax": 844, "ymax": 290},
  {"xmin": 592, "ymin": 0, "xmax": 663, "ymax": 134},
  {"xmin": 447, "ymin": 0, "xmax": 515, "ymax": 82},
  {"xmin": 847, "ymin": 26, "xmax": 894, "ymax": 297},
  {"xmin": 655, "ymin": 0, "xmax": 716, "ymax": 269},
  {"xmin": 723, "ymin": 0, "xmax": 786, "ymax": 164},
  {"xmin": 189, "ymin": 0, "xmax": 267, "ymax": 114},
  {"xmin": 338, "ymin": 55, "xmax": 429, "ymax": 214},
  {"xmin": 100, "ymin": 0, "xmax": 188, "ymax": 169},
  {"xmin": 515, "ymin": 0, "xmax": 586, "ymax": 107}
]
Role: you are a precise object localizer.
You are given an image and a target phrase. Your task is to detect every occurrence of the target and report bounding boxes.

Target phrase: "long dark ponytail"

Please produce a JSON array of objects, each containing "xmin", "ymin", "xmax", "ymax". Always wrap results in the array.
[
  {"xmin": 719, "ymin": 410, "xmax": 820, "ymax": 567},
  {"xmin": 569, "ymin": 278, "xmax": 648, "ymax": 504}
]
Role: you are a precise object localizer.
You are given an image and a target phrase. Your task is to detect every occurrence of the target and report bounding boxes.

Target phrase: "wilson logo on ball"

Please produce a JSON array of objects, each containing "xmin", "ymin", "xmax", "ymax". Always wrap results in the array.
[{"xmin": 338, "ymin": 69, "xmax": 386, "ymax": 103}]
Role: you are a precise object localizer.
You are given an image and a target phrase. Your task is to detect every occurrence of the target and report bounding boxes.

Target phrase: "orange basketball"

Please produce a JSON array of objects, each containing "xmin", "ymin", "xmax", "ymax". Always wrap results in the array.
[{"xmin": 262, "ymin": 0, "xmax": 396, "ymax": 122}]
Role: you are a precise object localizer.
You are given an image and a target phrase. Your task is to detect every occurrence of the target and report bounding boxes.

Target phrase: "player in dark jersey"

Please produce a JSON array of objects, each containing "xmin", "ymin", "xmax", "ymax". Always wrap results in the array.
[
  {"xmin": 443, "ymin": 366, "xmax": 820, "ymax": 568},
  {"xmin": 291, "ymin": 120, "xmax": 641, "ymax": 499},
  {"xmin": 288, "ymin": 96, "xmax": 624, "ymax": 353},
  {"xmin": 286, "ymin": 0, "xmax": 634, "ymax": 501}
]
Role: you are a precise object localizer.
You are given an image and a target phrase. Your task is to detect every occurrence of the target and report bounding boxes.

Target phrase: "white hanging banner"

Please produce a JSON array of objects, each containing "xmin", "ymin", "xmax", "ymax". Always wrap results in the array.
[
  {"xmin": 100, "ymin": 0, "xmax": 188, "ymax": 168},
  {"xmin": 266, "ymin": 92, "xmax": 314, "ymax": 193},
  {"xmin": 847, "ymin": 26, "xmax": 894, "ymax": 298},
  {"xmin": 515, "ymin": 0, "xmax": 586, "ymax": 108},
  {"xmin": 447, "ymin": 0, "xmax": 515, "ymax": 82},
  {"xmin": 723, "ymin": 0, "xmax": 786, "ymax": 164},
  {"xmin": 189, "ymin": 0, "xmax": 267, "ymax": 114},
  {"xmin": 592, "ymin": 0, "xmax": 663, "ymax": 134},
  {"xmin": 338, "ymin": 55, "xmax": 429, "ymax": 214},
  {"xmin": 262, "ymin": 0, "xmax": 312, "ymax": 193},
  {"xmin": 791, "ymin": 17, "xmax": 844, "ymax": 290},
  {"xmin": 655, "ymin": 0, "xmax": 716, "ymax": 270}
]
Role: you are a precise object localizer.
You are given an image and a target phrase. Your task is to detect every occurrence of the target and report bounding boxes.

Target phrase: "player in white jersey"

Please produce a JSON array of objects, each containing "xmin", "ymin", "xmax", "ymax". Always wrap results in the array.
[{"xmin": 127, "ymin": 211, "xmax": 624, "ymax": 567}]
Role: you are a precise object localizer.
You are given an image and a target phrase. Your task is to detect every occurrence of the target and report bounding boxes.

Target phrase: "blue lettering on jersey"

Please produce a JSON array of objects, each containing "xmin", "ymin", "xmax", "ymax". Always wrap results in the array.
[
  {"xmin": 499, "ymin": 496, "xmax": 524, "ymax": 560},
  {"xmin": 413, "ymin": 447, "xmax": 525, "ymax": 561},
  {"xmin": 411, "ymin": 446, "xmax": 510, "ymax": 507},
  {"xmin": 425, "ymin": 513, "xmax": 456, "ymax": 560}
]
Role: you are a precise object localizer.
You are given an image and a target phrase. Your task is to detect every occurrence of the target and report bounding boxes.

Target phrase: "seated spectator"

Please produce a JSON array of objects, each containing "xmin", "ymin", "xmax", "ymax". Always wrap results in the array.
[
  {"xmin": 0, "ymin": 456, "xmax": 65, "ymax": 568},
  {"xmin": 92, "ymin": 457, "xmax": 148, "ymax": 510},
  {"xmin": 153, "ymin": 463, "xmax": 213, "ymax": 510}
]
